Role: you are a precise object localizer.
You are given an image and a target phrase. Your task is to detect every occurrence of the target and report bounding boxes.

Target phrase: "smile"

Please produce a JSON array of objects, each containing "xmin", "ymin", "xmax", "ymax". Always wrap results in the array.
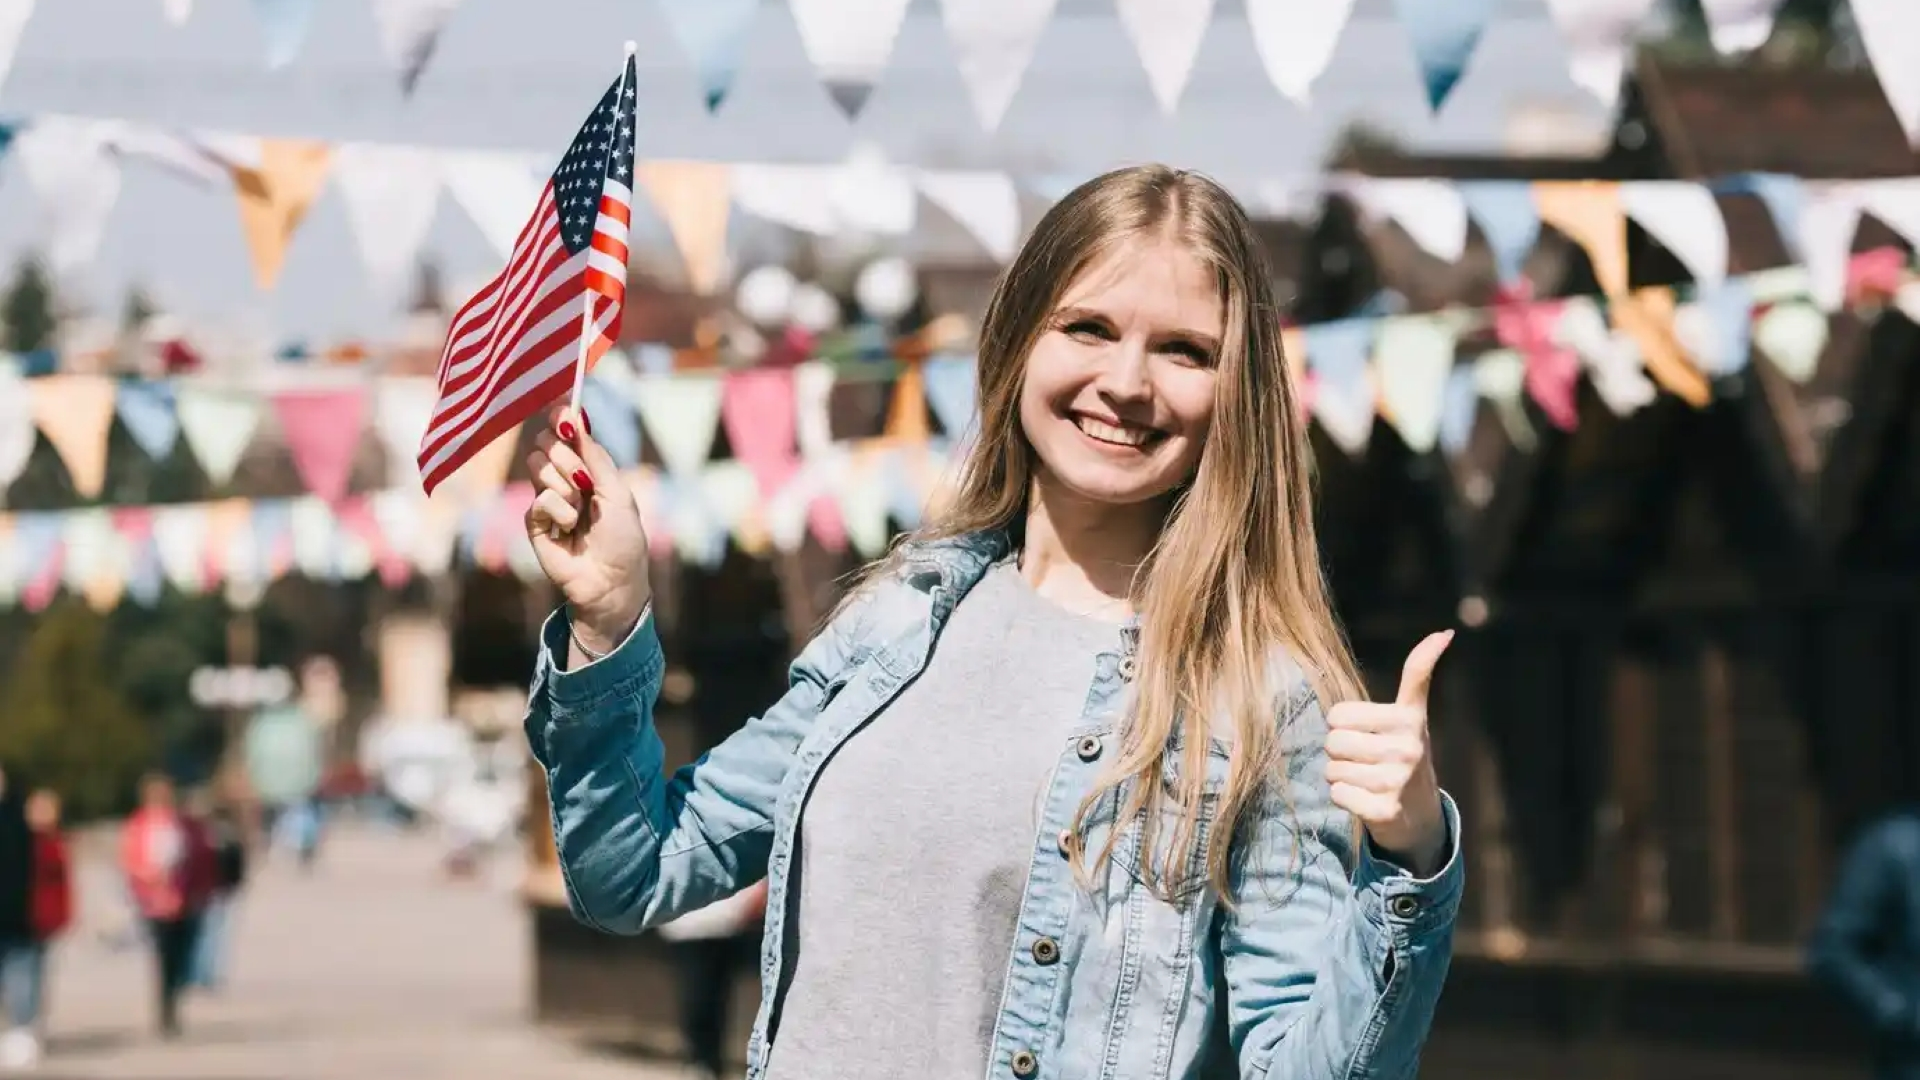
[{"xmin": 1072, "ymin": 413, "xmax": 1164, "ymax": 450}]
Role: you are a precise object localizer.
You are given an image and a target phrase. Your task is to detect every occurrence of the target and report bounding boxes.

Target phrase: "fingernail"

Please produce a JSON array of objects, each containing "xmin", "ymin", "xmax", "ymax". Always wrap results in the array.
[
  {"xmin": 581, "ymin": 410, "xmax": 592, "ymax": 437},
  {"xmin": 557, "ymin": 420, "xmax": 578, "ymax": 442},
  {"xmin": 573, "ymin": 470, "xmax": 594, "ymax": 494}
]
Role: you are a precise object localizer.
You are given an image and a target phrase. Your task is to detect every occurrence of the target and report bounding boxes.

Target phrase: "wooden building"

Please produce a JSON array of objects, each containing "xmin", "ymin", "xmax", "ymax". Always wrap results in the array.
[{"xmin": 518, "ymin": 56, "xmax": 1920, "ymax": 1079}]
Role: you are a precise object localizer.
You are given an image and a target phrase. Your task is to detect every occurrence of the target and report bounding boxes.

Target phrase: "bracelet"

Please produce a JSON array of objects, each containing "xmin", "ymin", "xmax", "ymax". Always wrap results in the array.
[{"xmin": 568, "ymin": 603, "xmax": 649, "ymax": 663}]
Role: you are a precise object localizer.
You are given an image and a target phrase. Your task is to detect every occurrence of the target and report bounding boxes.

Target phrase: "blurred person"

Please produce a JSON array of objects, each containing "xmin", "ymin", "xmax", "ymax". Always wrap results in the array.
[
  {"xmin": 0, "ymin": 790, "xmax": 73, "ymax": 1068},
  {"xmin": 0, "ymin": 771, "xmax": 35, "ymax": 1069},
  {"xmin": 188, "ymin": 797, "xmax": 248, "ymax": 992},
  {"xmin": 521, "ymin": 166, "xmax": 1462, "ymax": 1079},
  {"xmin": 657, "ymin": 880, "xmax": 768, "ymax": 1080},
  {"xmin": 120, "ymin": 774, "xmax": 215, "ymax": 1038},
  {"xmin": 1810, "ymin": 809, "xmax": 1920, "ymax": 1079},
  {"xmin": 245, "ymin": 659, "xmax": 329, "ymax": 870}
]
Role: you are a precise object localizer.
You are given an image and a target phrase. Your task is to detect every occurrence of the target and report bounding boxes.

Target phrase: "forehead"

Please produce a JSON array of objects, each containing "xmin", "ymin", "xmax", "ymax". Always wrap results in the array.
[{"xmin": 1057, "ymin": 235, "xmax": 1222, "ymax": 329}]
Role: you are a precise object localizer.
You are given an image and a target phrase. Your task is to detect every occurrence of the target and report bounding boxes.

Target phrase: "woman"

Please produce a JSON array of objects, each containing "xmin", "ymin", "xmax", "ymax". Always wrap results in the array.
[
  {"xmin": 120, "ymin": 774, "xmax": 215, "ymax": 1038},
  {"xmin": 522, "ymin": 165, "xmax": 1463, "ymax": 1079},
  {"xmin": 1, "ymin": 789, "xmax": 73, "ymax": 1067},
  {"xmin": 189, "ymin": 799, "xmax": 248, "ymax": 991}
]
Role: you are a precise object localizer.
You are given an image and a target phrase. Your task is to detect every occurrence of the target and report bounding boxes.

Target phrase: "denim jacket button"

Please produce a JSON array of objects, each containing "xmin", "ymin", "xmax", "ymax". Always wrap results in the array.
[
  {"xmin": 1076, "ymin": 735, "xmax": 1103, "ymax": 762},
  {"xmin": 1118, "ymin": 655, "xmax": 1137, "ymax": 681},
  {"xmin": 1011, "ymin": 1050, "xmax": 1039, "ymax": 1077},
  {"xmin": 1389, "ymin": 894, "xmax": 1420, "ymax": 920},
  {"xmin": 1031, "ymin": 937, "xmax": 1060, "ymax": 965}
]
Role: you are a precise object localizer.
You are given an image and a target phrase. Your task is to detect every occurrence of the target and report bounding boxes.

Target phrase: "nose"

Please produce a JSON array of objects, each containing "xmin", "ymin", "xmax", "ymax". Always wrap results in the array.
[{"xmin": 1096, "ymin": 336, "xmax": 1152, "ymax": 402}]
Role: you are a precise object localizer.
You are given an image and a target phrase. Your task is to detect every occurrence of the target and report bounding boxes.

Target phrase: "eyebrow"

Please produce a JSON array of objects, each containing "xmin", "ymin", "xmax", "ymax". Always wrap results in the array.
[{"xmin": 1052, "ymin": 305, "xmax": 1220, "ymax": 353}]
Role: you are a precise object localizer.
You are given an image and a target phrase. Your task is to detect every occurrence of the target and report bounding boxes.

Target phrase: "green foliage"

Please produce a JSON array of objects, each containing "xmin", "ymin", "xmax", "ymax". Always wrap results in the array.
[
  {"xmin": 0, "ymin": 600, "xmax": 155, "ymax": 820},
  {"xmin": 2, "ymin": 258, "xmax": 56, "ymax": 353}
]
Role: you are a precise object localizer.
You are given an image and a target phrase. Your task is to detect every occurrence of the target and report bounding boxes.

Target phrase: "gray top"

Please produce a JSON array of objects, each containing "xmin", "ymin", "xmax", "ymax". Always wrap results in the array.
[{"xmin": 762, "ymin": 558, "xmax": 1121, "ymax": 1080}]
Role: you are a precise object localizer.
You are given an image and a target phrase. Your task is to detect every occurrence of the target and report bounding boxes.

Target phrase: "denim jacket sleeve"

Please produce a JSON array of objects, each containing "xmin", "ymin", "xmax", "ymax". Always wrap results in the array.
[
  {"xmin": 1218, "ymin": 685, "xmax": 1464, "ymax": 1080},
  {"xmin": 523, "ymin": 599, "xmax": 868, "ymax": 936},
  {"xmin": 1808, "ymin": 818, "xmax": 1913, "ymax": 1034}
]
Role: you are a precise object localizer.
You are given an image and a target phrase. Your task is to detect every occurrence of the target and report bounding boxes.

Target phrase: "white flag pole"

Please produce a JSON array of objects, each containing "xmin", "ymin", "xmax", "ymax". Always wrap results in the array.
[{"xmin": 566, "ymin": 39, "xmax": 638, "ymax": 419}]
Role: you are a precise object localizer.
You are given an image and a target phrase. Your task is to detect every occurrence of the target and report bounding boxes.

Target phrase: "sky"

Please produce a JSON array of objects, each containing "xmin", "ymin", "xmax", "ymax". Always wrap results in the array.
[{"xmin": 0, "ymin": 0, "xmax": 1609, "ymax": 343}]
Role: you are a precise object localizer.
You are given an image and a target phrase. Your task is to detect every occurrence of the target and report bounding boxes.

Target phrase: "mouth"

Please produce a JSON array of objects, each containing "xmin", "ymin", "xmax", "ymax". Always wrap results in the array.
[{"xmin": 1069, "ymin": 411, "xmax": 1166, "ymax": 451}]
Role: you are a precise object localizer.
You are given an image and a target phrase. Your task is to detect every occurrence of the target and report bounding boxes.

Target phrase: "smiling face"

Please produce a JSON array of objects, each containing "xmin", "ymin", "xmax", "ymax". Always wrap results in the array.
[{"xmin": 1018, "ymin": 233, "xmax": 1222, "ymax": 510}]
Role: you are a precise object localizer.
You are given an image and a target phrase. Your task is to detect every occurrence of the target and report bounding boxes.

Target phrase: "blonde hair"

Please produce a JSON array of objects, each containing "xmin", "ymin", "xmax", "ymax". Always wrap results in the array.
[{"xmin": 860, "ymin": 164, "xmax": 1364, "ymax": 903}]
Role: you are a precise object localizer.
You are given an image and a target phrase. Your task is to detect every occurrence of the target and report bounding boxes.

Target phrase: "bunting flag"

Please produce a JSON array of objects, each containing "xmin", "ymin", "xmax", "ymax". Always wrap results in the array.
[
  {"xmin": 657, "ymin": 0, "xmax": 760, "ymax": 111},
  {"xmin": 29, "ymin": 375, "xmax": 117, "ymax": 498},
  {"xmin": 789, "ymin": 0, "xmax": 912, "ymax": 118},
  {"xmin": 273, "ymin": 389, "xmax": 368, "ymax": 504},
  {"xmin": 1116, "ymin": 0, "xmax": 1218, "ymax": 115},
  {"xmin": 14, "ymin": 117, "xmax": 123, "ymax": 277},
  {"xmin": 1247, "ymin": 0, "xmax": 1356, "ymax": 106},
  {"xmin": 940, "ymin": 0, "xmax": 1056, "ymax": 131},
  {"xmin": 232, "ymin": 139, "xmax": 333, "ymax": 291},
  {"xmin": 249, "ymin": 0, "xmax": 313, "ymax": 70},
  {"xmin": 634, "ymin": 161, "xmax": 733, "ymax": 294},
  {"xmin": 914, "ymin": 170, "xmax": 1021, "ymax": 263},
  {"xmin": 176, "ymin": 386, "xmax": 263, "ymax": 487},
  {"xmin": 1698, "ymin": 0, "xmax": 1783, "ymax": 54},
  {"xmin": 1543, "ymin": 0, "xmax": 1658, "ymax": 110},
  {"xmin": 1851, "ymin": 0, "xmax": 1920, "ymax": 145},
  {"xmin": 115, "ymin": 380, "xmax": 181, "ymax": 461},
  {"xmin": 0, "ymin": 0, "xmax": 32, "ymax": 96},
  {"xmin": 1392, "ymin": 0, "xmax": 1494, "ymax": 111},
  {"xmin": 332, "ymin": 142, "xmax": 444, "ymax": 304},
  {"xmin": 371, "ymin": 0, "xmax": 465, "ymax": 95}
]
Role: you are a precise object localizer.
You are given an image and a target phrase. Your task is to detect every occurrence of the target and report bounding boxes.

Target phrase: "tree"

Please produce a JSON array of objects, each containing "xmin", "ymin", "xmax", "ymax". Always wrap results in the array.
[
  {"xmin": 0, "ymin": 600, "xmax": 155, "ymax": 821},
  {"xmin": 2, "ymin": 258, "xmax": 56, "ymax": 353}
]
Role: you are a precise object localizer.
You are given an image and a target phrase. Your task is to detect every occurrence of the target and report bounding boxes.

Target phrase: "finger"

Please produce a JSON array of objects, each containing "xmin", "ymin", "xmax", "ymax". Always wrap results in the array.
[
  {"xmin": 526, "ymin": 488, "xmax": 580, "ymax": 538},
  {"xmin": 541, "ymin": 438, "xmax": 594, "ymax": 497},
  {"xmin": 1395, "ymin": 630, "xmax": 1455, "ymax": 708},
  {"xmin": 551, "ymin": 407, "xmax": 624, "ymax": 494},
  {"xmin": 1329, "ymin": 781, "xmax": 1395, "ymax": 823},
  {"xmin": 1326, "ymin": 702, "xmax": 1417, "ymax": 734},
  {"xmin": 1325, "ymin": 758, "xmax": 1403, "ymax": 792}
]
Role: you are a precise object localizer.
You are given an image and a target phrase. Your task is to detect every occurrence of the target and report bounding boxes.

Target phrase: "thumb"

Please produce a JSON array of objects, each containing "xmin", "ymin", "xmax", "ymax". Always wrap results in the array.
[{"xmin": 1394, "ymin": 630, "xmax": 1455, "ymax": 707}]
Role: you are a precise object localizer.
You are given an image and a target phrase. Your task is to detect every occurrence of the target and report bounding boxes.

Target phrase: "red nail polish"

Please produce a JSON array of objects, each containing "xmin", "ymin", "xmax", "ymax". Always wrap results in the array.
[
  {"xmin": 573, "ymin": 470, "xmax": 594, "ymax": 494},
  {"xmin": 581, "ymin": 410, "xmax": 593, "ymax": 437},
  {"xmin": 558, "ymin": 420, "xmax": 578, "ymax": 442}
]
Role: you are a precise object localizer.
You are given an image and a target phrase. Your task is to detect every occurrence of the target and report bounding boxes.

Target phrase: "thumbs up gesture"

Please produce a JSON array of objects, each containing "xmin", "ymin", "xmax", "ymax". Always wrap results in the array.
[{"xmin": 1325, "ymin": 630, "xmax": 1454, "ymax": 876}]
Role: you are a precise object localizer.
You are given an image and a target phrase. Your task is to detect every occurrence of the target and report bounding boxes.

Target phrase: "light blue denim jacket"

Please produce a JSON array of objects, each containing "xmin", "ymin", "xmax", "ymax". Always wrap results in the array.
[{"xmin": 525, "ymin": 530, "xmax": 1463, "ymax": 1080}]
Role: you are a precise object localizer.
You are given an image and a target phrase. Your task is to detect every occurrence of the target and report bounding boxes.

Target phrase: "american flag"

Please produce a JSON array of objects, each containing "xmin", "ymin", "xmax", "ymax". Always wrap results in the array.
[{"xmin": 417, "ymin": 54, "xmax": 638, "ymax": 494}]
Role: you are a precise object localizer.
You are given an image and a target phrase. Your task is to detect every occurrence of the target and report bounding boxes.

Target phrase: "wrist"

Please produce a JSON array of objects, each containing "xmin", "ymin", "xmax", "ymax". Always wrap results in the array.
[
  {"xmin": 570, "ymin": 588, "xmax": 651, "ymax": 655},
  {"xmin": 1370, "ymin": 790, "xmax": 1447, "ymax": 877}
]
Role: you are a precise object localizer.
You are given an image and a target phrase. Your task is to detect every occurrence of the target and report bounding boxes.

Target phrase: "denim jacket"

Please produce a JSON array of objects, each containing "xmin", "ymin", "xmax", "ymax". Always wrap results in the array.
[{"xmin": 525, "ymin": 530, "xmax": 1464, "ymax": 1080}]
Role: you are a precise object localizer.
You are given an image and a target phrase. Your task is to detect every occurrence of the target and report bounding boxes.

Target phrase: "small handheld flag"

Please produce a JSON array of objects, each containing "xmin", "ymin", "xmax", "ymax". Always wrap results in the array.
[{"xmin": 417, "ymin": 42, "xmax": 639, "ymax": 496}]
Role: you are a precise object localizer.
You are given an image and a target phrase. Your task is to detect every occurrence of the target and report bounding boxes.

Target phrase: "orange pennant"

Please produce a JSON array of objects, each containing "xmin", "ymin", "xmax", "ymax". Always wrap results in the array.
[
  {"xmin": 635, "ymin": 161, "xmax": 732, "ymax": 294},
  {"xmin": 233, "ymin": 140, "xmax": 333, "ymax": 291},
  {"xmin": 29, "ymin": 375, "xmax": 118, "ymax": 498},
  {"xmin": 883, "ymin": 362, "xmax": 931, "ymax": 444},
  {"xmin": 1613, "ymin": 287, "xmax": 1711, "ymax": 407},
  {"xmin": 1533, "ymin": 181, "xmax": 1629, "ymax": 298}
]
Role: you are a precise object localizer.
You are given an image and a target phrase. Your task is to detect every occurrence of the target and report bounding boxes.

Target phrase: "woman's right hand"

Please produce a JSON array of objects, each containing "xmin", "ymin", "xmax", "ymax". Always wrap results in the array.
[{"xmin": 525, "ymin": 405, "xmax": 652, "ymax": 654}]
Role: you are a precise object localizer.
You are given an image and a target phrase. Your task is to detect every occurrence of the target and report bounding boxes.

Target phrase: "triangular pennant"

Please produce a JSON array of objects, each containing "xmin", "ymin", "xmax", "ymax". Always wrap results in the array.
[
  {"xmin": 1852, "ymin": 0, "xmax": 1920, "ymax": 144},
  {"xmin": 1437, "ymin": 366, "xmax": 1480, "ymax": 456},
  {"xmin": 1304, "ymin": 318, "xmax": 1376, "ymax": 455},
  {"xmin": 152, "ymin": 504, "xmax": 209, "ymax": 594},
  {"xmin": 114, "ymin": 507, "xmax": 162, "ymax": 606},
  {"xmin": 1533, "ymin": 180, "xmax": 1628, "ymax": 297},
  {"xmin": 635, "ymin": 161, "xmax": 732, "ymax": 294},
  {"xmin": 631, "ymin": 374, "xmax": 723, "ymax": 477},
  {"xmin": 921, "ymin": 352, "xmax": 978, "ymax": 443},
  {"xmin": 272, "ymin": 389, "xmax": 368, "ymax": 504},
  {"xmin": 914, "ymin": 170, "xmax": 1022, "ymax": 263},
  {"xmin": 939, "ymin": 0, "xmax": 1057, "ymax": 131},
  {"xmin": 1621, "ymin": 181, "xmax": 1729, "ymax": 288},
  {"xmin": 883, "ymin": 363, "xmax": 930, "ymax": 444},
  {"xmin": 1474, "ymin": 349, "xmax": 1538, "ymax": 450},
  {"xmin": 1391, "ymin": 0, "xmax": 1494, "ymax": 111},
  {"xmin": 176, "ymin": 386, "xmax": 263, "ymax": 486},
  {"xmin": 288, "ymin": 496, "xmax": 336, "ymax": 580},
  {"xmin": 1373, "ymin": 317, "xmax": 1456, "ymax": 453},
  {"xmin": 29, "ymin": 375, "xmax": 117, "ymax": 498},
  {"xmin": 1753, "ymin": 301, "xmax": 1828, "ymax": 384},
  {"xmin": 1555, "ymin": 296, "xmax": 1655, "ymax": 415},
  {"xmin": 657, "ymin": 0, "xmax": 759, "ymax": 111},
  {"xmin": 789, "ymin": 0, "xmax": 911, "ymax": 118},
  {"xmin": 250, "ymin": 0, "xmax": 313, "ymax": 69},
  {"xmin": 1731, "ymin": 172, "xmax": 1804, "ymax": 257},
  {"xmin": 1542, "ymin": 0, "xmax": 1657, "ymax": 110},
  {"xmin": 231, "ymin": 139, "xmax": 333, "ymax": 291},
  {"xmin": 1699, "ymin": 0, "xmax": 1783, "ymax": 53},
  {"xmin": 1682, "ymin": 280, "xmax": 1754, "ymax": 378},
  {"xmin": 699, "ymin": 460, "xmax": 768, "ymax": 555},
  {"xmin": 830, "ymin": 448, "xmax": 891, "ymax": 558},
  {"xmin": 63, "ymin": 508, "xmax": 125, "ymax": 612},
  {"xmin": 373, "ymin": 376, "xmax": 436, "ymax": 487},
  {"xmin": 116, "ymin": 380, "xmax": 181, "ymax": 462},
  {"xmin": 331, "ymin": 142, "xmax": 444, "ymax": 303},
  {"xmin": 581, "ymin": 376, "xmax": 643, "ymax": 468},
  {"xmin": 1613, "ymin": 288, "xmax": 1712, "ymax": 406},
  {"xmin": 1347, "ymin": 178, "xmax": 1470, "ymax": 263},
  {"xmin": 1798, "ymin": 183, "xmax": 1863, "ymax": 312},
  {"xmin": 721, "ymin": 367, "xmax": 798, "ymax": 498},
  {"xmin": 1458, "ymin": 181, "xmax": 1542, "ymax": 283},
  {"xmin": 1247, "ymin": 0, "xmax": 1356, "ymax": 106},
  {"xmin": 14, "ymin": 117, "xmax": 123, "ymax": 277},
  {"xmin": 371, "ymin": 0, "xmax": 464, "ymax": 94},
  {"xmin": 15, "ymin": 513, "xmax": 63, "ymax": 613},
  {"xmin": 1857, "ymin": 177, "xmax": 1920, "ymax": 251},
  {"xmin": 1493, "ymin": 297, "xmax": 1579, "ymax": 431},
  {"xmin": 440, "ymin": 150, "xmax": 545, "ymax": 260},
  {"xmin": 1116, "ymin": 0, "xmax": 1218, "ymax": 114},
  {"xmin": 247, "ymin": 498, "xmax": 295, "ymax": 580},
  {"xmin": 793, "ymin": 361, "xmax": 838, "ymax": 458}
]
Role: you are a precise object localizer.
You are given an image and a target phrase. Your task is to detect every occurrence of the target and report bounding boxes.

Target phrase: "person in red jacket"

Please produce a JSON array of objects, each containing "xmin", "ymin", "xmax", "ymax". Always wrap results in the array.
[
  {"xmin": 0, "ymin": 788, "xmax": 69, "ymax": 1069},
  {"xmin": 119, "ymin": 774, "xmax": 214, "ymax": 1039}
]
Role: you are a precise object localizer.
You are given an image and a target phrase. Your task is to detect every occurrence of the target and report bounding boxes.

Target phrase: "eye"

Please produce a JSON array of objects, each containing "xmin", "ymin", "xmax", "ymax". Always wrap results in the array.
[
  {"xmin": 1061, "ymin": 319, "xmax": 1113, "ymax": 343},
  {"xmin": 1160, "ymin": 340, "xmax": 1215, "ymax": 368}
]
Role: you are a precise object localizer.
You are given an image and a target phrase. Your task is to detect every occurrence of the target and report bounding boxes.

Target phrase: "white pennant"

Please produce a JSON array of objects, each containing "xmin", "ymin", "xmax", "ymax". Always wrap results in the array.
[
  {"xmin": 333, "ymin": 143, "xmax": 444, "ymax": 304},
  {"xmin": 699, "ymin": 460, "xmax": 762, "ymax": 545},
  {"xmin": 152, "ymin": 506, "xmax": 209, "ymax": 594},
  {"xmin": 0, "ymin": 0, "xmax": 32, "ymax": 95},
  {"xmin": 1345, "ymin": 178, "xmax": 1470, "ymax": 263},
  {"xmin": 731, "ymin": 164, "xmax": 839, "ymax": 234},
  {"xmin": 15, "ymin": 117, "xmax": 123, "ymax": 277},
  {"xmin": 788, "ymin": 0, "xmax": 912, "ymax": 116},
  {"xmin": 828, "ymin": 148, "xmax": 916, "ymax": 235},
  {"xmin": 1557, "ymin": 297, "xmax": 1655, "ymax": 415},
  {"xmin": 1312, "ymin": 373, "xmax": 1375, "ymax": 457},
  {"xmin": 441, "ymin": 150, "xmax": 545, "ymax": 260},
  {"xmin": 1752, "ymin": 302, "xmax": 1828, "ymax": 384},
  {"xmin": 1853, "ymin": 0, "xmax": 1920, "ymax": 144},
  {"xmin": 1699, "ymin": 0, "xmax": 1783, "ymax": 53},
  {"xmin": 289, "ymin": 497, "xmax": 337, "ymax": 579},
  {"xmin": 1543, "ymin": 0, "xmax": 1657, "ymax": 110},
  {"xmin": 794, "ymin": 361, "xmax": 837, "ymax": 459},
  {"xmin": 371, "ymin": 0, "xmax": 464, "ymax": 93},
  {"xmin": 939, "ymin": 0, "xmax": 1057, "ymax": 131},
  {"xmin": 1246, "ymin": 0, "xmax": 1356, "ymax": 106},
  {"xmin": 1474, "ymin": 349, "xmax": 1537, "ymax": 451},
  {"xmin": 766, "ymin": 456, "xmax": 827, "ymax": 553},
  {"xmin": 1621, "ymin": 181, "xmax": 1729, "ymax": 288},
  {"xmin": 375, "ymin": 377, "xmax": 438, "ymax": 487},
  {"xmin": 1373, "ymin": 317, "xmax": 1455, "ymax": 453},
  {"xmin": 834, "ymin": 448, "xmax": 893, "ymax": 558},
  {"xmin": 914, "ymin": 170, "xmax": 1022, "ymax": 262},
  {"xmin": 176, "ymin": 386, "xmax": 263, "ymax": 486},
  {"xmin": 61, "ymin": 509, "xmax": 119, "ymax": 595},
  {"xmin": 631, "ymin": 374, "xmax": 724, "ymax": 478},
  {"xmin": 1116, "ymin": 0, "xmax": 1218, "ymax": 114},
  {"xmin": 1799, "ymin": 183, "xmax": 1864, "ymax": 312},
  {"xmin": 1856, "ymin": 177, "xmax": 1920, "ymax": 250}
]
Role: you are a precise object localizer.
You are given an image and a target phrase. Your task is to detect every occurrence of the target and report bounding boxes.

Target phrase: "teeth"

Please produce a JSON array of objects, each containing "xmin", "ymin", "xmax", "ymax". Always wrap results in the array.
[{"xmin": 1075, "ymin": 416, "xmax": 1154, "ymax": 447}]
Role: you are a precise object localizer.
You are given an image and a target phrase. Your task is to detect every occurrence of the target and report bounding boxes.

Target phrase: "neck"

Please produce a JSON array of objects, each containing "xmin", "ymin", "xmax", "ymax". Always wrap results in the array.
[{"xmin": 1017, "ymin": 476, "xmax": 1165, "ymax": 619}]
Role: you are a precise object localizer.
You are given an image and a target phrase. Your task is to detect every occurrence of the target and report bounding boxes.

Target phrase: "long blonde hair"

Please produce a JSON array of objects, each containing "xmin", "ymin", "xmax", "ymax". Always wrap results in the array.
[{"xmin": 863, "ymin": 165, "xmax": 1363, "ymax": 903}]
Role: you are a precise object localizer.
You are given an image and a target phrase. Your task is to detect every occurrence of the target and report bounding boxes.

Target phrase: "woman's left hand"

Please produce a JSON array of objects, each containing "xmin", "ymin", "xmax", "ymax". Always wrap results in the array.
[{"xmin": 1324, "ymin": 630, "xmax": 1454, "ymax": 876}]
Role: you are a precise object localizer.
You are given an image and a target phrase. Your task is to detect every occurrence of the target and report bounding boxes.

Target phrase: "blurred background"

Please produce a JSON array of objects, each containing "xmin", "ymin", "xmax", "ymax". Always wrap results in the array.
[{"xmin": 0, "ymin": 0, "xmax": 1915, "ymax": 1077}]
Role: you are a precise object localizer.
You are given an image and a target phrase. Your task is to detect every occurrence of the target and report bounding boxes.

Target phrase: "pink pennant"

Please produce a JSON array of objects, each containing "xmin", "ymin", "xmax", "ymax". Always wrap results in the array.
[
  {"xmin": 111, "ymin": 506, "xmax": 156, "ymax": 548},
  {"xmin": 1295, "ymin": 368, "xmax": 1319, "ymax": 424},
  {"xmin": 722, "ymin": 368, "xmax": 800, "ymax": 497},
  {"xmin": 1847, "ymin": 246, "xmax": 1907, "ymax": 307},
  {"xmin": 808, "ymin": 494, "xmax": 847, "ymax": 553},
  {"xmin": 336, "ymin": 497, "xmax": 409, "ymax": 589},
  {"xmin": 1494, "ymin": 288, "xmax": 1580, "ymax": 432},
  {"xmin": 21, "ymin": 555, "xmax": 63, "ymax": 613},
  {"xmin": 272, "ymin": 389, "xmax": 369, "ymax": 504}
]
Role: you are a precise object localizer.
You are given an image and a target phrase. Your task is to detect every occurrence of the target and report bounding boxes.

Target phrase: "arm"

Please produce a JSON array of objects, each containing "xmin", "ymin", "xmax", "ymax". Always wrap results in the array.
[
  {"xmin": 1218, "ymin": 689, "xmax": 1464, "ymax": 1080},
  {"xmin": 524, "ymin": 598, "xmax": 868, "ymax": 936},
  {"xmin": 1808, "ymin": 820, "xmax": 1910, "ymax": 1033}
]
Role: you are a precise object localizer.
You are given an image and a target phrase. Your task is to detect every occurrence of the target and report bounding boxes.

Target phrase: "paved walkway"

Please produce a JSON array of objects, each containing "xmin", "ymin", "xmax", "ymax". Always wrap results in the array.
[{"xmin": 30, "ymin": 824, "xmax": 683, "ymax": 1080}]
